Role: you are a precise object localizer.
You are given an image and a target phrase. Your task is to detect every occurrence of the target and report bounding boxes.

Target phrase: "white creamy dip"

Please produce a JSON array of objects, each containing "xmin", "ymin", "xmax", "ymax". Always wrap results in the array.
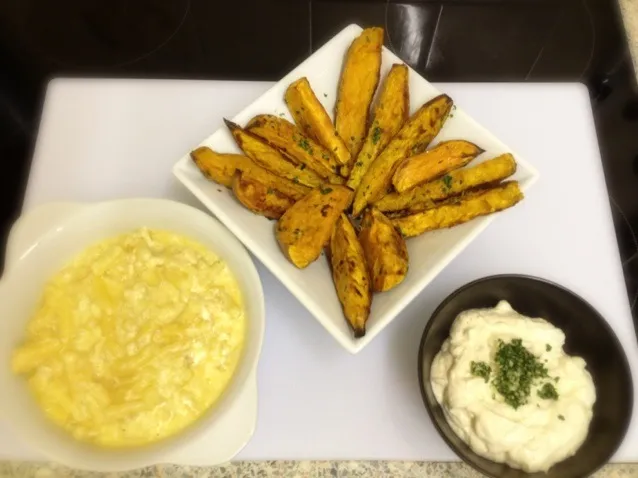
[{"xmin": 430, "ymin": 301, "xmax": 596, "ymax": 473}]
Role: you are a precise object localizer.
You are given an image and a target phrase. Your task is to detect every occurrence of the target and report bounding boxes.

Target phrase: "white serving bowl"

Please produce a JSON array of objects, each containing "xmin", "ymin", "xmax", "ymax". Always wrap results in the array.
[
  {"xmin": 0, "ymin": 198, "xmax": 264, "ymax": 471},
  {"xmin": 173, "ymin": 24, "xmax": 539, "ymax": 354}
]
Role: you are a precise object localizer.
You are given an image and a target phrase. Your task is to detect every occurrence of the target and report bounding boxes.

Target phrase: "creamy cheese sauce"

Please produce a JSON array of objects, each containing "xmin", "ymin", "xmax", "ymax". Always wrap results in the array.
[
  {"xmin": 431, "ymin": 301, "xmax": 596, "ymax": 473},
  {"xmin": 12, "ymin": 228, "xmax": 246, "ymax": 448}
]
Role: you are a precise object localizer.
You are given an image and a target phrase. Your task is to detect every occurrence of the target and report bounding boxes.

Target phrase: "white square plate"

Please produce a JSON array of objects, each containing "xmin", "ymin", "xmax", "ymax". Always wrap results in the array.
[{"xmin": 173, "ymin": 24, "xmax": 539, "ymax": 354}]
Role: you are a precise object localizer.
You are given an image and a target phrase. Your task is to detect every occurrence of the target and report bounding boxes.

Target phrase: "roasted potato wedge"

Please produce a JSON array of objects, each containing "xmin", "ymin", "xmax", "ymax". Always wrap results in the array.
[
  {"xmin": 375, "ymin": 153, "xmax": 517, "ymax": 213},
  {"xmin": 352, "ymin": 94, "xmax": 453, "ymax": 216},
  {"xmin": 190, "ymin": 147, "xmax": 252, "ymax": 187},
  {"xmin": 239, "ymin": 163, "xmax": 311, "ymax": 201},
  {"xmin": 336, "ymin": 27, "xmax": 384, "ymax": 157},
  {"xmin": 192, "ymin": 145, "xmax": 311, "ymax": 200},
  {"xmin": 285, "ymin": 77, "xmax": 351, "ymax": 166},
  {"xmin": 232, "ymin": 172, "xmax": 295, "ymax": 219},
  {"xmin": 392, "ymin": 140, "xmax": 484, "ymax": 193},
  {"xmin": 246, "ymin": 114, "xmax": 343, "ymax": 183},
  {"xmin": 359, "ymin": 207, "xmax": 408, "ymax": 292},
  {"xmin": 276, "ymin": 185, "xmax": 353, "ymax": 268},
  {"xmin": 225, "ymin": 119, "xmax": 323, "ymax": 188},
  {"xmin": 347, "ymin": 64, "xmax": 409, "ymax": 190},
  {"xmin": 331, "ymin": 214, "xmax": 372, "ymax": 337},
  {"xmin": 391, "ymin": 181, "xmax": 523, "ymax": 237}
]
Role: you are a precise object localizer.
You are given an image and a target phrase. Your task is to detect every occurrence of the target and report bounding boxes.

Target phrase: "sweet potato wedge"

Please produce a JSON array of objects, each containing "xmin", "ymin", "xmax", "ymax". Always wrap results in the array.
[
  {"xmin": 246, "ymin": 114, "xmax": 343, "ymax": 183},
  {"xmin": 190, "ymin": 147, "xmax": 252, "ymax": 187},
  {"xmin": 335, "ymin": 27, "xmax": 384, "ymax": 157},
  {"xmin": 347, "ymin": 64, "xmax": 409, "ymax": 190},
  {"xmin": 239, "ymin": 164, "xmax": 311, "ymax": 201},
  {"xmin": 359, "ymin": 207, "xmax": 408, "ymax": 292},
  {"xmin": 232, "ymin": 172, "xmax": 296, "ymax": 219},
  {"xmin": 391, "ymin": 181, "xmax": 523, "ymax": 237},
  {"xmin": 225, "ymin": 119, "xmax": 323, "ymax": 188},
  {"xmin": 276, "ymin": 185, "xmax": 353, "ymax": 268},
  {"xmin": 330, "ymin": 214, "xmax": 372, "ymax": 338},
  {"xmin": 375, "ymin": 153, "xmax": 517, "ymax": 213},
  {"xmin": 392, "ymin": 140, "xmax": 484, "ymax": 193},
  {"xmin": 285, "ymin": 77, "xmax": 351, "ymax": 166},
  {"xmin": 352, "ymin": 94, "xmax": 453, "ymax": 216},
  {"xmin": 191, "ymin": 145, "xmax": 311, "ymax": 201}
]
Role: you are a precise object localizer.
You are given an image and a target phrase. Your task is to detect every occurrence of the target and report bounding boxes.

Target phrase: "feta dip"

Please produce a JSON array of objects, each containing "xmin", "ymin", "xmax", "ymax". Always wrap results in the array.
[{"xmin": 430, "ymin": 300, "xmax": 596, "ymax": 473}]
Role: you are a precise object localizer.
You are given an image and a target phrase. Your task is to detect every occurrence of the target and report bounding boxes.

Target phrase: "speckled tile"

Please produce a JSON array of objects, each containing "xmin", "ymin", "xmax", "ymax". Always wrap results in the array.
[
  {"xmin": 591, "ymin": 463, "xmax": 638, "ymax": 477},
  {"xmin": 156, "ymin": 463, "xmax": 234, "ymax": 478},
  {"xmin": 336, "ymin": 461, "xmax": 484, "ymax": 478},
  {"xmin": 0, "ymin": 462, "xmax": 158, "ymax": 478},
  {"xmin": 233, "ymin": 461, "xmax": 337, "ymax": 478},
  {"xmin": 0, "ymin": 462, "xmax": 637, "ymax": 477}
]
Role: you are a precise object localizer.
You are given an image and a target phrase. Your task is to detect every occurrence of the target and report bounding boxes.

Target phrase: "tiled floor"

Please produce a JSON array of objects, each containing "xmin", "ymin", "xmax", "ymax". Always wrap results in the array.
[{"xmin": 0, "ymin": 0, "xmax": 636, "ymax": 326}]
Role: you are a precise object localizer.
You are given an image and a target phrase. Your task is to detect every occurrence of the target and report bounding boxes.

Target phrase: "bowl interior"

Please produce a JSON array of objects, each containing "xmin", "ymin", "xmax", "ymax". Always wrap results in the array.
[
  {"xmin": 0, "ymin": 199, "xmax": 264, "ymax": 470},
  {"xmin": 418, "ymin": 275, "xmax": 633, "ymax": 478}
]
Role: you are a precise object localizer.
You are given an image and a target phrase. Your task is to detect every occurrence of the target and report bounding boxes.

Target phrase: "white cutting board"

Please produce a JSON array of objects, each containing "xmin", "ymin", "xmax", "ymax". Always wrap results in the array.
[{"xmin": 3, "ymin": 79, "xmax": 637, "ymax": 462}]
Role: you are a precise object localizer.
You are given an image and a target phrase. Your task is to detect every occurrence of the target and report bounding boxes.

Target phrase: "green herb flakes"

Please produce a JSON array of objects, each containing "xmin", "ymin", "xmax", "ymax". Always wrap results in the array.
[
  {"xmin": 538, "ymin": 383, "xmax": 559, "ymax": 400},
  {"xmin": 320, "ymin": 187, "xmax": 333, "ymax": 195},
  {"xmin": 546, "ymin": 344, "xmax": 552, "ymax": 352},
  {"xmin": 492, "ymin": 338, "xmax": 549, "ymax": 409},
  {"xmin": 371, "ymin": 126, "xmax": 382, "ymax": 145},
  {"xmin": 558, "ymin": 414, "xmax": 565, "ymax": 421},
  {"xmin": 298, "ymin": 138, "xmax": 313, "ymax": 154},
  {"xmin": 470, "ymin": 361, "xmax": 491, "ymax": 383},
  {"xmin": 442, "ymin": 175, "xmax": 453, "ymax": 189}
]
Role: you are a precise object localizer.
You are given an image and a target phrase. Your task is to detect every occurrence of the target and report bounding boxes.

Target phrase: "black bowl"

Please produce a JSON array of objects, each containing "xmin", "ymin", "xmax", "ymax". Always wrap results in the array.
[{"xmin": 418, "ymin": 275, "xmax": 633, "ymax": 478}]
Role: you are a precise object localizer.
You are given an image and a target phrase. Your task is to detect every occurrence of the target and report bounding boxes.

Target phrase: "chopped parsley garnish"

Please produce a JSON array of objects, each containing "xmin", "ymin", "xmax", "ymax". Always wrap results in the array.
[
  {"xmin": 538, "ymin": 383, "xmax": 559, "ymax": 400},
  {"xmin": 298, "ymin": 138, "xmax": 313, "ymax": 154},
  {"xmin": 299, "ymin": 164, "xmax": 306, "ymax": 170},
  {"xmin": 546, "ymin": 344, "xmax": 552, "ymax": 352},
  {"xmin": 492, "ymin": 338, "xmax": 549, "ymax": 409},
  {"xmin": 442, "ymin": 175, "xmax": 453, "ymax": 189},
  {"xmin": 558, "ymin": 414, "xmax": 565, "ymax": 421},
  {"xmin": 293, "ymin": 177, "xmax": 299, "ymax": 184},
  {"xmin": 323, "ymin": 93, "xmax": 328, "ymax": 98},
  {"xmin": 322, "ymin": 152, "xmax": 331, "ymax": 160},
  {"xmin": 470, "ymin": 361, "xmax": 491, "ymax": 383},
  {"xmin": 371, "ymin": 126, "xmax": 382, "ymax": 145},
  {"xmin": 267, "ymin": 188, "xmax": 274, "ymax": 195},
  {"xmin": 320, "ymin": 186, "xmax": 333, "ymax": 195},
  {"xmin": 355, "ymin": 161, "xmax": 363, "ymax": 167}
]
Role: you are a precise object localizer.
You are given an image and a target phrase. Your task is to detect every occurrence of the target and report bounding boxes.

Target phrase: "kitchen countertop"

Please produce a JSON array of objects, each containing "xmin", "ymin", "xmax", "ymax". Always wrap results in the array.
[
  {"xmin": 1, "ymin": 5, "xmax": 638, "ymax": 477},
  {"xmin": 620, "ymin": 0, "xmax": 638, "ymax": 80},
  {"xmin": 0, "ymin": 462, "xmax": 637, "ymax": 477}
]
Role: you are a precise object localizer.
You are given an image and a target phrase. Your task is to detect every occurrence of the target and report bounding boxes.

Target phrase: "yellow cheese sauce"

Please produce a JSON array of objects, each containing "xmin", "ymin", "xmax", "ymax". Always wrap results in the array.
[{"xmin": 11, "ymin": 228, "xmax": 246, "ymax": 448}]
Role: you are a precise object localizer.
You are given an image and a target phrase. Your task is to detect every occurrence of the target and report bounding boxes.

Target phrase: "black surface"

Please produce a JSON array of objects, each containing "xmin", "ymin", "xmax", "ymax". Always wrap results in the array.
[
  {"xmin": 0, "ymin": 0, "xmax": 637, "ymax": 325},
  {"xmin": 418, "ymin": 275, "xmax": 633, "ymax": 478}
]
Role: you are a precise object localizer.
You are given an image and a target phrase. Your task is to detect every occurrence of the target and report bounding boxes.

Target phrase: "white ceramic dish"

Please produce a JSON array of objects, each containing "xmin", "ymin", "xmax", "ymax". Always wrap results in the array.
[
  {"xmin": 173, "ymin": 24, "xmax": 539, "ymax": 354},
  {"xmin": 0, "ymin": 198, "xmax": 264, "ymax": 471}
]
